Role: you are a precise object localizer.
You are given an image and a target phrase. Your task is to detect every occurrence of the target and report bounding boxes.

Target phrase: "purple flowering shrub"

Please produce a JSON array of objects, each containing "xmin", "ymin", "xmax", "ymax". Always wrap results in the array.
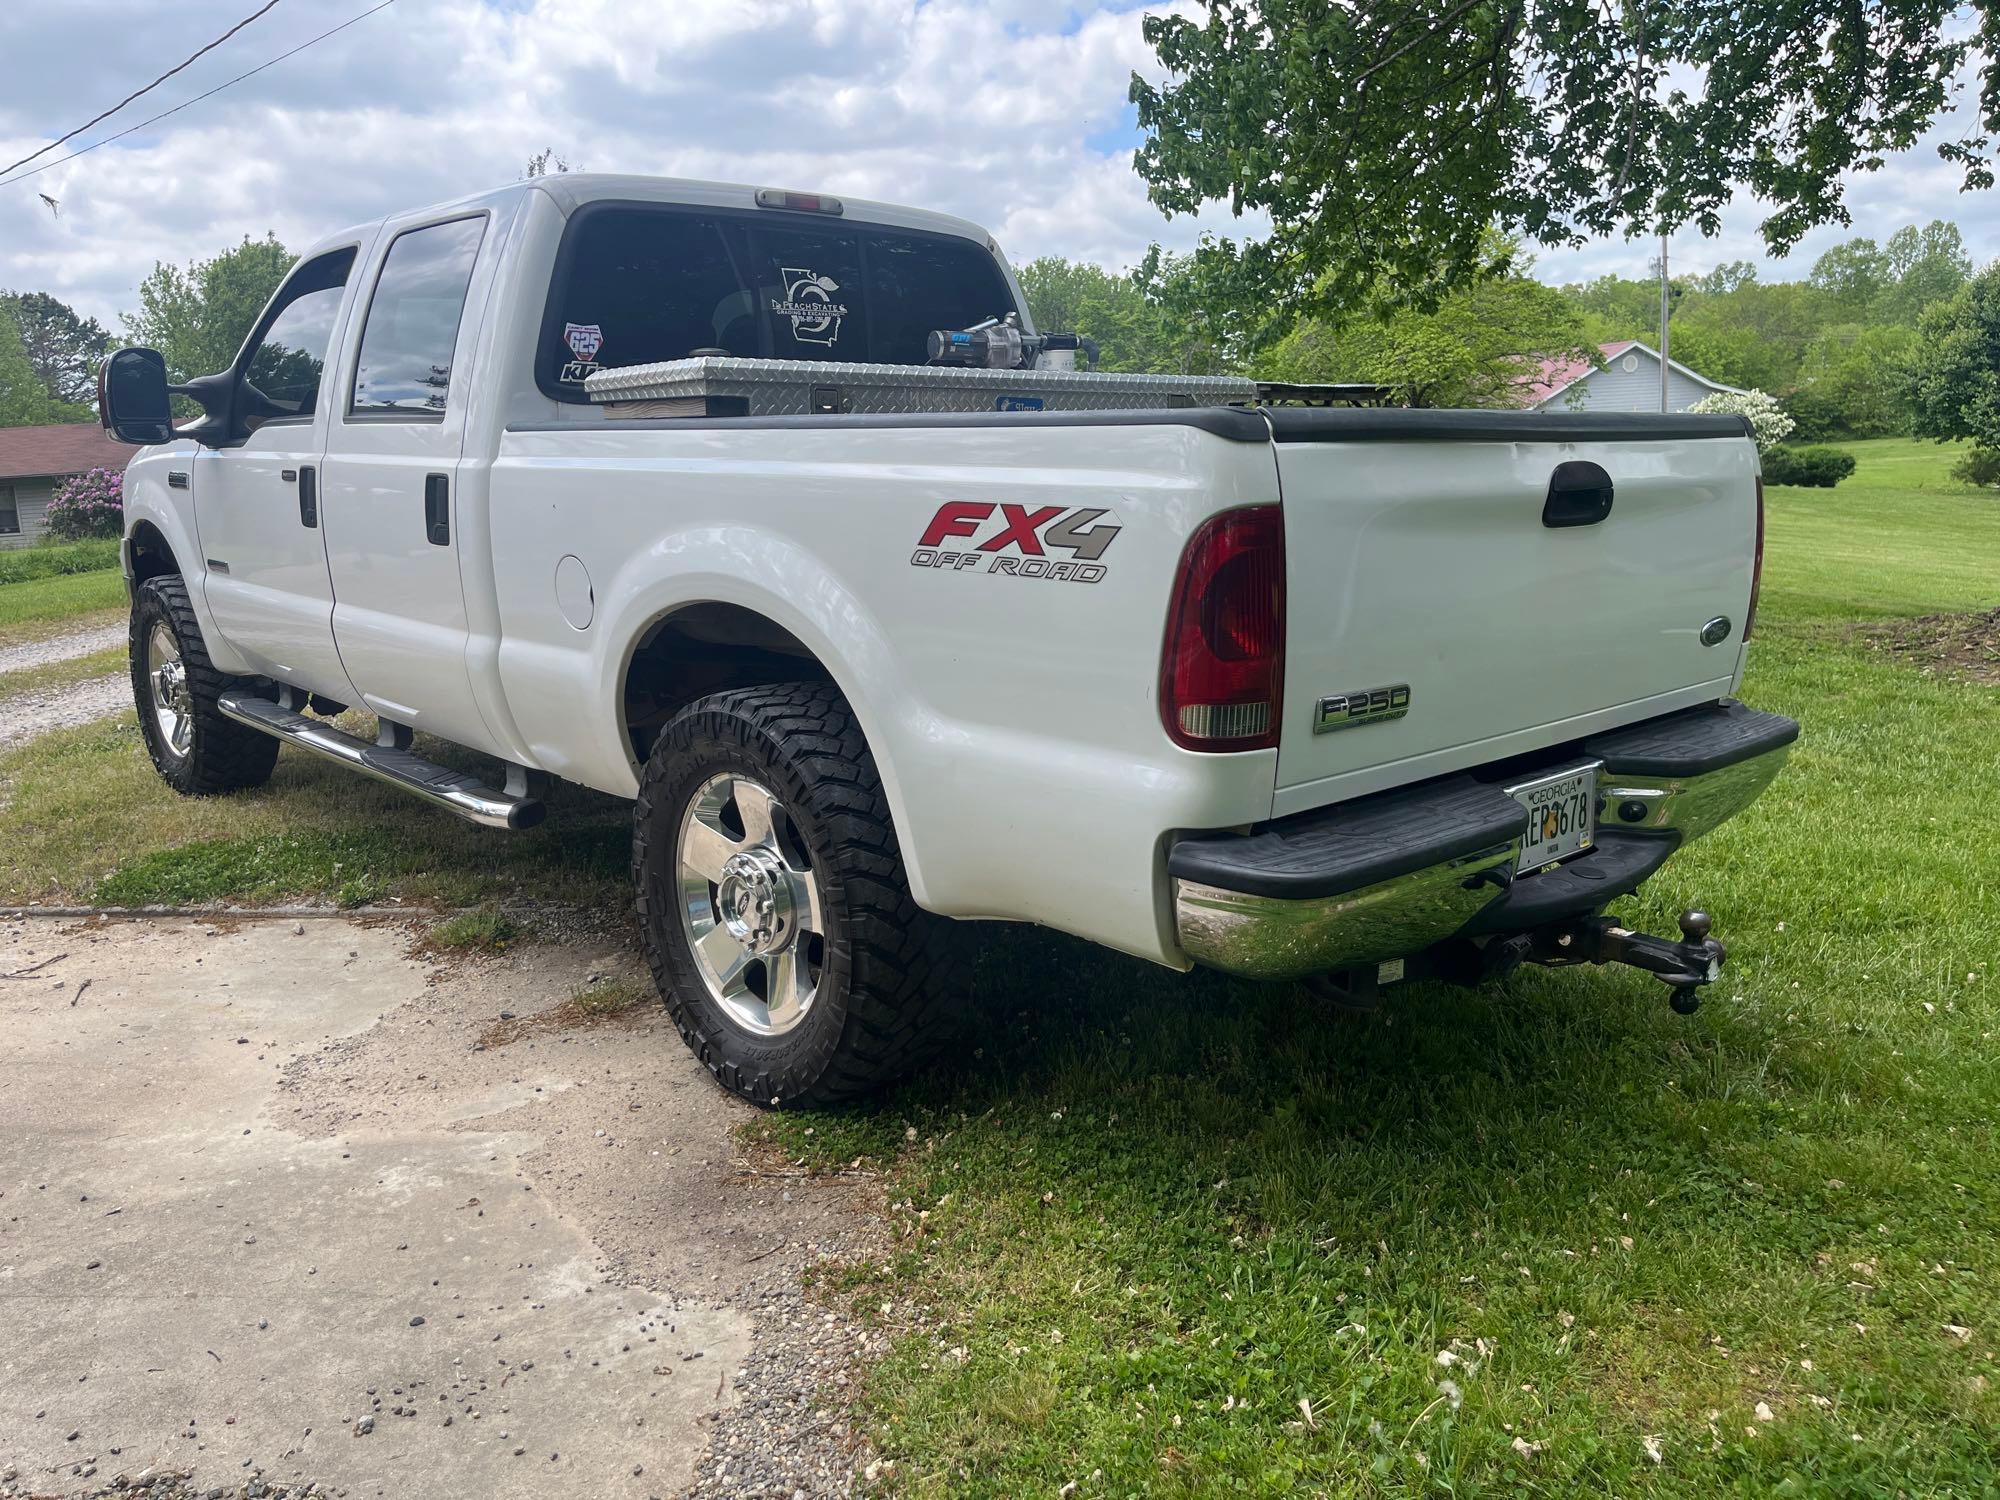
[{"xmin": 47, "ymin": 467, "xmax": 124, "ymax": 540}]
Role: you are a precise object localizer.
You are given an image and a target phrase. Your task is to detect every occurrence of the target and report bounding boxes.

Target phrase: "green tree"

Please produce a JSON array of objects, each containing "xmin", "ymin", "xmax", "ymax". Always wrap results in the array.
[
  {"xmin": 124, "ymin": 234, "xmax": 294, "ymax": 385},
  {"xmin": 1015, "ymin": 258, "xmax": 1163, "ymax": 372},
  {"xmin": 1688, "ymin": 261, "xmax": 1759, "ymax": 296},
  {"xmin": 0, "ymin": 291, "xmax": 109, "ymax": 410},
  {"xmin": 1807, "ymin": 238, "xmax": 1890, "ymax": 317},
  {"xmin": 1909, "ymin": 264, "xmax": 2000, "ymax": 452},
  {"xmin": 1262, "ymin": 252, "xmax": 1593, "ymax": 408},
  {"xmin": 1132, "ymin": 3, "xmax": 1999, "ymax": 318},
  {"xmin": 1878, "ymin": 220, "xmax": 1972, "ymax": 323},
  {"xmin": 1788, "ymin": 324, "xmax": 1919, "ymax": 438},
  {"xmin": 0, "ymin": 301, "xmax": 68, "ymax": 427}
]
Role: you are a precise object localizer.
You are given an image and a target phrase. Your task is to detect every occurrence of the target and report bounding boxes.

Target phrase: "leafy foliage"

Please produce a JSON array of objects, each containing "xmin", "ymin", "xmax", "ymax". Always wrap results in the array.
[
  {"xmin": 1950, "ymin": 445, "xmax": 2000, "ymax": 489},
  {"xmin": 0, "ymin": 537, "xmax": 120, "ymax": 585},
  {"xmin": 1261, "ymin": 248, "xmax": 1594, "ymax": 408},
  {"xmin": 1909, "ymin": 261, "xmax": 2000, "ymax": 452},
  {"xmin": 123, "ymin": 234, "xmax": 294, "ymax": 385},
  {"xmin": 1760, "ymin": 444, "xmax": 1858, "ymax": 487},
  {"xmin": 0, "ymin": 290, "xmax": 109, "ymax": 410},
  {"xmin": 45, "ymin": 467, "xmax": 124, "ymax": 541},
  {"xmin": 1133, "ymin": 3, "xmax": 1998, "ymax": 320},
  {"xmin": 1561, "ymin": 222, "xmax": 1962, "ymax": 437},
  {"xmin": 1688, "ymin": 388, "xmax": 1794, "ymax": 452},
  {"xmin": 0, "ymin": 301, "xmax": 72, "ymax": 427}
]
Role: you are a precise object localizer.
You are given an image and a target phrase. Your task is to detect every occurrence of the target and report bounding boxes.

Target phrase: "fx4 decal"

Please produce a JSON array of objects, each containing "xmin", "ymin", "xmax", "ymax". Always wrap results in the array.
[{"xmin": 911, "ymin": 502, "xmax": 1121, "ymax": 584}]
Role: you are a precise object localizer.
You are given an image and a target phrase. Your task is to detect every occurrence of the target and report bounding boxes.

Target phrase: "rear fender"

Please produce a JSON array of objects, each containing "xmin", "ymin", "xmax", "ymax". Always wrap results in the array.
[{"xmin": 588, "ymin": 523, "xmax": 940, "ymax": 902}]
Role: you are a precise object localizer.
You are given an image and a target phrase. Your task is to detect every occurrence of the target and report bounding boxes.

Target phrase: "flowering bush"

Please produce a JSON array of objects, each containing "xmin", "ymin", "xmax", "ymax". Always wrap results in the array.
[
  {"xmin": 1687, "ymin": 388, "xmax": 1795, "ymax": 454},
  {"xmin": 46, "ymin": 467, "xmax": 124, "ymax": 540}
]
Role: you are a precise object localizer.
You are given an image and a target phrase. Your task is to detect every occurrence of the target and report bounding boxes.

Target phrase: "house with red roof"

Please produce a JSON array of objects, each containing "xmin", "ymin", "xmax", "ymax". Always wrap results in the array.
[
  {"xmin": 1525, "ymin": 340, "xmax": 1742, "ymax": 414},
  {"xmin": 0, "ymin": 423, "xmax": 133, "ymax": 548}
]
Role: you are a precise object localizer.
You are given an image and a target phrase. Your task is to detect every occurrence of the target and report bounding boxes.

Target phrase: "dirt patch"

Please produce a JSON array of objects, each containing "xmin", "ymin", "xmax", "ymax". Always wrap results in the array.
[{"xmin": 1857, "ymin": 607, "xmax": 2000, "ymax": 685}]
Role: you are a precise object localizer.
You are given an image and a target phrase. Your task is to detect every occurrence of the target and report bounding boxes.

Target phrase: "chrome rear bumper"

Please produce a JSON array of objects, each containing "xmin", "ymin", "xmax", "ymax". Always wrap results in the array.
[{"xmin": 1172, "ymin": 702, "xmax": 1796, "ymax": 981}]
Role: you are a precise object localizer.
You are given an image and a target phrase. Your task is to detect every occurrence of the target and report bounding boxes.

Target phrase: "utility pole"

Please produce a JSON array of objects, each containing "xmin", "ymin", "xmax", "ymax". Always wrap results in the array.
[{"xmin": 1658, "ymin": 231, "xmax": 1670, "ymax": 413}]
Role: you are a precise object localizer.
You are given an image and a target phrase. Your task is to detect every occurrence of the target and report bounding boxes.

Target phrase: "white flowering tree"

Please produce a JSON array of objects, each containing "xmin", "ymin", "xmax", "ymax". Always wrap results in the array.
[{"xmin": 1687, "ymin": 389, "xmax": 1795, "ymax": 454}]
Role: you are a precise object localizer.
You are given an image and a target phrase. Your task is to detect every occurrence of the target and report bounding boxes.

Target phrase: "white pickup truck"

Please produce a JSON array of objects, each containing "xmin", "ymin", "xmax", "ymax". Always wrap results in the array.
[{"xmin": 98, "ymin": 174, "xmax": 1797, "ymax": 1106}]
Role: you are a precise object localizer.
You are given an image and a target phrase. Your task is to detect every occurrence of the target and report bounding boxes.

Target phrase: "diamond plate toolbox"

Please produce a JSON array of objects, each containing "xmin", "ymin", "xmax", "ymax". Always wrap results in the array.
[{"xmin": 583, "ymin": 356, "xmax": 1258, "ymax": 417}]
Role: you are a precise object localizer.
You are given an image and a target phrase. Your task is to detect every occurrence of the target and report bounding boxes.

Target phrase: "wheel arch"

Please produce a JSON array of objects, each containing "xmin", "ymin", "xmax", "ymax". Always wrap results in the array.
[
  {"xmin": 127, "ymin": 520, "xmax": 180, "ymax": 584},
  {"xmin": 598, "ymin": 561, "xmax": 938, "ymax": 908}
]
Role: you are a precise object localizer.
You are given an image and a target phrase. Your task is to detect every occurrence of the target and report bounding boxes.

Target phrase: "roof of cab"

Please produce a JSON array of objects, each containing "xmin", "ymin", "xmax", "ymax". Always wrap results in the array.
[
  {"xmin": 522, "ymin": 173, "xmax": 997, "ymax": 246},
  {"xmin": 294, "ymin": 174, "xmax": 1001, "ymax": 271}
]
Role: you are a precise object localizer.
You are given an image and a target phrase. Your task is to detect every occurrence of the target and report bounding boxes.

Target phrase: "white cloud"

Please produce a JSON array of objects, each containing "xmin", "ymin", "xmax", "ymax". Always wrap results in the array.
[{"xmin": 2, "ymin": 0, "xmax": 1995, "ymax": 331}]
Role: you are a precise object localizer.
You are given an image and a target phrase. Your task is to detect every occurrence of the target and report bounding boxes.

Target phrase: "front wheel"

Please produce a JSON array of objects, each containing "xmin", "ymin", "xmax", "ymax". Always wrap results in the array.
[
  {"xmin": 129, "ymin": 575, "xmax": 279, "ymax": 795},
  {"xmin": 632, "ymin": 683, "xmax": 960, "ymax": 1107}
]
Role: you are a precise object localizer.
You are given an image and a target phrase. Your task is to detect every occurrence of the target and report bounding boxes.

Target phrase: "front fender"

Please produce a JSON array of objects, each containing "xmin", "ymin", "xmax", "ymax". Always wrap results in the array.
[{"xmin": 121, "ymin": 445, "xmax": 251, "ymax": 674}]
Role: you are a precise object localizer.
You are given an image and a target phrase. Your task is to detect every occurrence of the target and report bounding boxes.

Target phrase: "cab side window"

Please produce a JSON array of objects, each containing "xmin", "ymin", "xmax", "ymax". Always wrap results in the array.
[
  {"xmin": 239, "ymin": 248, "xmax": 356, "ymax": 428},
  {"xmin": 351, "ymin": 216, "xmax": 487, "ymax": 416}
]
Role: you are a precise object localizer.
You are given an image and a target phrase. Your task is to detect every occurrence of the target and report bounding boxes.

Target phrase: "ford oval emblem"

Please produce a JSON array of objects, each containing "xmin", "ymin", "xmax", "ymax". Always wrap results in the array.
[{"xmin": 1699, "ymin": 616, "xmax": 1732, "ymax": 647}]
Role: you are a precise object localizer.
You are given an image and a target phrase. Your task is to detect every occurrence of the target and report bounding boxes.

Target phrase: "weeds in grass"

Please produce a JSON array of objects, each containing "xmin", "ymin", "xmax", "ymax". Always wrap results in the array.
[
  {"xmin": 476, "ymin": 977, "xmax": 649, "ymax": 1047},
  {"xmin": 430, "ymin": 909, "xmax": 521, "ymax": 952},
  {"xmin": 0, "ymin": 539, "xmax": 121, "ymax": 585}
]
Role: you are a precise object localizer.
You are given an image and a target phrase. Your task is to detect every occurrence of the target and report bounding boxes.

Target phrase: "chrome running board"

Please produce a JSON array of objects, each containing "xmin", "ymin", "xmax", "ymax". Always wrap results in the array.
[{"xmin": 216, "ymin": 693, "xmax": 545, "ymax": 831}]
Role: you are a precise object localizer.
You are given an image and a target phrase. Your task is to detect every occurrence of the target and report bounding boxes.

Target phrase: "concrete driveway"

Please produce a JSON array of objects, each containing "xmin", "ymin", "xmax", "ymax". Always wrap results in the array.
[{"xmin": 0, "ymin": 915, "xmax": 881, "ymax": 1499}]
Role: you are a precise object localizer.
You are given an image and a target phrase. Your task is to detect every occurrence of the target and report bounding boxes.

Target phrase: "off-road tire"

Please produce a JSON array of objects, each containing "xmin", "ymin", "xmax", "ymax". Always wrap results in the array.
[
  {"xmin": 130, "ymin": 575, "xmax": 279, "ymax": 795},
  {"xmin": 633, "ymin": 683, "xmax": 962, "ymax": 1107}
]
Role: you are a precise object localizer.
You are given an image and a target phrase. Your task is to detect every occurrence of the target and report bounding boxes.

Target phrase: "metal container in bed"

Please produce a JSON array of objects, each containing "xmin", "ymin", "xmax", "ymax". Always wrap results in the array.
[{"xmin": 583, "ymin": 356, "xmax": 1260, "ymax": 418}]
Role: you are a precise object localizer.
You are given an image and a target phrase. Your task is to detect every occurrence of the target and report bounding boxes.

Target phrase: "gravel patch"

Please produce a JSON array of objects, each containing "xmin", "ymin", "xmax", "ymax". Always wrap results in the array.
[
  {"xmin": 0, "ymin": 672, "xmax": 128, "ymax": 750},
  {"xmin": 0, "ymin": 621, "xmax": 126, "ymax": 676}
]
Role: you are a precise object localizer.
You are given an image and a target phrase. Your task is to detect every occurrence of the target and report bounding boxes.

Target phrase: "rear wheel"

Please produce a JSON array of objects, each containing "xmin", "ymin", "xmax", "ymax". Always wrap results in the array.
[
  {"xmin": 129, "ymin": 575, "xmax": 278, "ymax": 795},
  {"xmin": 633, "ymin": 683, "xmax": 960, "ymax": 1107}
]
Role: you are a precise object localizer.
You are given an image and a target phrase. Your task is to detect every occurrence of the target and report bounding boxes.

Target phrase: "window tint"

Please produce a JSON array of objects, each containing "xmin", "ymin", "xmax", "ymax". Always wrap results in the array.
[
  {"xmin": 241, "ymin": 248, "xmax": 355, "ymax": 422},
  {"xmin": 864, "ymin": 233, "xmax": 1015, "ymax": 364},
  {"xmin": 738, "ymin": 226, "xmax": 864, "ymax": 361},
  {"xmin": 539, "ymin": 205, "xmax": 1017, "ymax": 400},
  {"xmin": 540, "ymin": 208, "xmax": 750, "ymax": 392},
  {"xmin": 351, "ymin": 217, "xmax": 486, "ymax": 415}
]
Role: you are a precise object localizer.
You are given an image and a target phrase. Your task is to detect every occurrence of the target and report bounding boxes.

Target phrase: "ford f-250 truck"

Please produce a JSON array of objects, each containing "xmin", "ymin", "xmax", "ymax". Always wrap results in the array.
[{"xmin": 97, "ymin": 174, "xmax": 1798, "ymax": 1107}]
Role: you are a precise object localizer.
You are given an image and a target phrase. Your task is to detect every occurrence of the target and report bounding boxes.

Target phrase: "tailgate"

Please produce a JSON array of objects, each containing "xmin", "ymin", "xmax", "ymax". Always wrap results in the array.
[{"xmin": 1267, "ymin": 410, "xmax": 1759, "ymax": 815}]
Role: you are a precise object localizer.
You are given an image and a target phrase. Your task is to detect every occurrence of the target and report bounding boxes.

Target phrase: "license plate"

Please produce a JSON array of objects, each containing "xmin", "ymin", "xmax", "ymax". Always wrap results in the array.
[{"xmin": 1508, "ymin": 763, "xmax": 1598, "ymax": 875}]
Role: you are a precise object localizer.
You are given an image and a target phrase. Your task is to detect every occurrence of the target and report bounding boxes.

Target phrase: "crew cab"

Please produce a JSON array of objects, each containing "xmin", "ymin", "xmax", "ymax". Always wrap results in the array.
[{"xmin": 98, "ymin": 174, "xmax": 1798, "ymax": 1106}]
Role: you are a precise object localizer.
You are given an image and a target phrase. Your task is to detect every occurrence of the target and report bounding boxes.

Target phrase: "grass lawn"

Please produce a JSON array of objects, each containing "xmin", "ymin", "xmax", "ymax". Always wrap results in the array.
[
  {"xmin": 753, "ymin": 438, "xmax": 2000, "ymax": 1496},
  {"xmin": 1, "ymin": 442, "xmax": 1997, "ymax": 1493},
  {"xmin": 0, "ymin": 568, "xmax": 126, "ymax": 648}
]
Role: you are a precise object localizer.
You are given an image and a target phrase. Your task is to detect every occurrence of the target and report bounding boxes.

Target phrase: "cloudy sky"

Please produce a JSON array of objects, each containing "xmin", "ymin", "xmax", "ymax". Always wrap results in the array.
[{"xmin": 2, "ymin": 0, "xmax": 1994, "ymax": 329}]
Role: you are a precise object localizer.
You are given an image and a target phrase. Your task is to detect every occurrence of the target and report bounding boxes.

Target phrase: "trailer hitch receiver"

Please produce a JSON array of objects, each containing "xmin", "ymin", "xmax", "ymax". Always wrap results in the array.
[{"xmin": 1531, "ymin": 909, "xmax": 1727, "ymax": 1014}]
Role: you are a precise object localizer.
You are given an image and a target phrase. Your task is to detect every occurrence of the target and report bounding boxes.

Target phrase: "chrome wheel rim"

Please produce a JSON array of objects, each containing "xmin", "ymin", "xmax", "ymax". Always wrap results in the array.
[
  {"xmin": 146, "ymin": 621, "xmax": 193, "ymax": 758},
  {"xmin": 676, "ymin": 772, "xmax": 825, "ymax": 1037}
]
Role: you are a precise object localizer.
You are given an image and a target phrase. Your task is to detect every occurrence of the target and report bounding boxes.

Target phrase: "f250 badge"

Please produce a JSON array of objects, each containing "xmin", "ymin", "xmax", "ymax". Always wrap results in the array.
[
  {"xmin": 912, "ymin": 502, "xmax": 1120, "ymax": 584},
  {"xmin": 1314, "ymin": 684, "xmax": 1411, "ymax": 733}
]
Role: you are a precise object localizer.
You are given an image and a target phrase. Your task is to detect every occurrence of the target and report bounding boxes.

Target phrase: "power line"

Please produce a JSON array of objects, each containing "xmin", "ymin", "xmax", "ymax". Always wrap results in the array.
[
  {"xmin": 0, "ymin": 0, "xmax": 286, "ymax": 179},
  {"xmin": 0, "ymin": 1, "xmax": 399, "ymax": 191}
]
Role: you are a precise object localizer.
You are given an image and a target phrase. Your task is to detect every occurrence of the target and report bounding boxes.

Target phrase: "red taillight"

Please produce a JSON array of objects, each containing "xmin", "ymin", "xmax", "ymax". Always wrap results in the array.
[
  {"xmin": 1160, "ymin": 505, "xmax": 1285, "ymax": 751},
  {"xmin": 1744, "ymin": 477, "xmax": 1766, "ymax": 640}
]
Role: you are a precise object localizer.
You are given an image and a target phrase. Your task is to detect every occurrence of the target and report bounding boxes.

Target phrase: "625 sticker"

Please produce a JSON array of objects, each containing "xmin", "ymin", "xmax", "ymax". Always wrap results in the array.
[{"xmin": 911, "ymin": 502, "xmax": 1121, "ymax": 584}]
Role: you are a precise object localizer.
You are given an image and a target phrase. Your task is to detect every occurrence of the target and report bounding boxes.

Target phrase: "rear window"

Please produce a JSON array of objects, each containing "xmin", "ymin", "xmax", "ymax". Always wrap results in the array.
[{"xmin": 537, "ymin": 203, "xmax": 1014, "ymax": 400}]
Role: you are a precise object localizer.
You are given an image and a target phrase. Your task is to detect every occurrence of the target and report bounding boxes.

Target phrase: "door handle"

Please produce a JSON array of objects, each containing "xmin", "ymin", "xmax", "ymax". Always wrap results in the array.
[
  {"xmin": 424, "ymin": 473, "xmax": 450, "ymax": 546},
  {"xmin": 298, "ymin": 465, "xmax": 318, "ymax": 528},
  {"xmin": 1543, "ymin": 460, "xmax": 1615, "ymax": 528}
]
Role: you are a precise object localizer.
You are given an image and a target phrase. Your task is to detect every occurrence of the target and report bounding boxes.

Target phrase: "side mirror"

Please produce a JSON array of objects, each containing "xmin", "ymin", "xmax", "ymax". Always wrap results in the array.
[{"xmin": 99, "ymin": 347, "xmax": 178, "ymax": 445}]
